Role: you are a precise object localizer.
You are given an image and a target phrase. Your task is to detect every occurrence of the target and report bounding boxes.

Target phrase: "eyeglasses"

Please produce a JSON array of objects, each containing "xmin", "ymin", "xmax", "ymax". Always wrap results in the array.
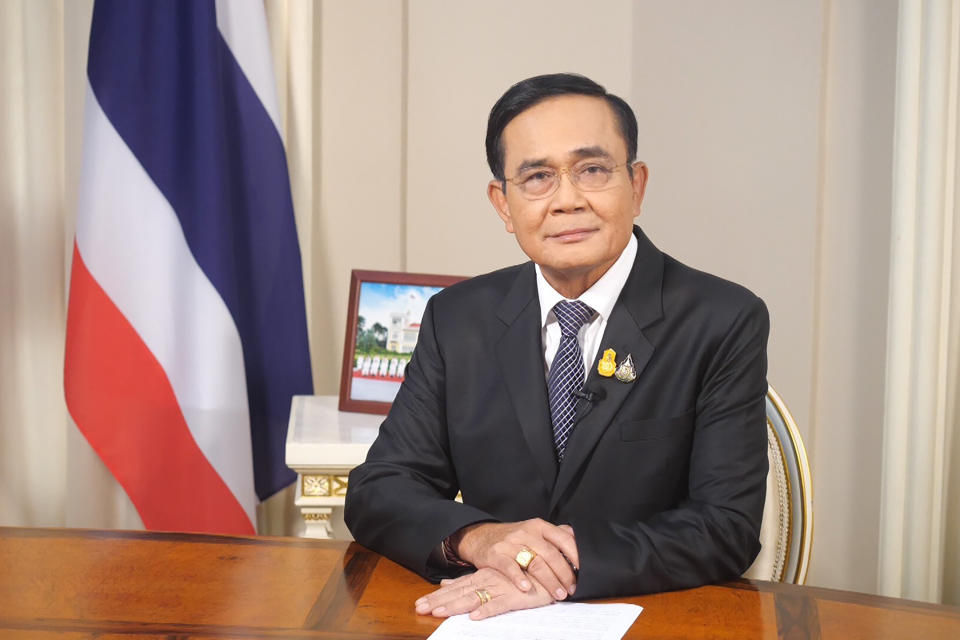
[{"xmin": 505, "ymin": 160, "xmax": 628, "ymax": 200}]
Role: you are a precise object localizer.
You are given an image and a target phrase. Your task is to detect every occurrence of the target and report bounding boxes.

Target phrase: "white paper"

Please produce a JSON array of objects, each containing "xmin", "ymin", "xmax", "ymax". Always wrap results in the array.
[{"xmin": 427, "ymin": 602, "xmax": 643, "ymax": 640}]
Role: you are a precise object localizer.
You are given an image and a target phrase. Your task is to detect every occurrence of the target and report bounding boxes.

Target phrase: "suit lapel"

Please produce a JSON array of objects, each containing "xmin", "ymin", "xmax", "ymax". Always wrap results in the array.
[
  {"xmin": 495, "ymin": 263, "xmax": 558, "ymax": 493},
  {"xmin": 550, "ymin": 227, "xmax": 665, "ymax": 512}
]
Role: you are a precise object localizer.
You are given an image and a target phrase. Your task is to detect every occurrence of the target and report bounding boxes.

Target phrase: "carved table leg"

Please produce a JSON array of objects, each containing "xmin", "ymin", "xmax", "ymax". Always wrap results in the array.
[{"xmin": 301, "ymin": 508, "xmax": 333, "ymax": 539}]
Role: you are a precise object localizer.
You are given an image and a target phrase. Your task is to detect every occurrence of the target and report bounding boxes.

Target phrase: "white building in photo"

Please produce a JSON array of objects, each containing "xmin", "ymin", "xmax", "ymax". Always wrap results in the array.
[{"xmin": 388, "ymin": 310, "xmax": 421, "ymax": 354}]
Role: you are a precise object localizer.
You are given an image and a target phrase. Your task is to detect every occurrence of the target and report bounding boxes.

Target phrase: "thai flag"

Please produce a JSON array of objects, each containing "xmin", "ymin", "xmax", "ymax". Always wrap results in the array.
[{"xmin": 64, "ymin": 0, "xmax": 313, "ymax": 535}]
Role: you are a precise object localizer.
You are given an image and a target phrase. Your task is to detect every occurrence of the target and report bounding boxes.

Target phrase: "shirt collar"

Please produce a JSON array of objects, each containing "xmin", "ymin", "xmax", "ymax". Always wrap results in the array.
[{"xmin": 535, "ymin": 232, "xmax": 638, "ymax": 327}]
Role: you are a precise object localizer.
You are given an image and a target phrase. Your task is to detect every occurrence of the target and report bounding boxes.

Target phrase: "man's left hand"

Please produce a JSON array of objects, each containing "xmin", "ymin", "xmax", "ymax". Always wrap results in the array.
[{"xmin": 414, "ymin": 567, "xmax": 554, "ymax": 620}]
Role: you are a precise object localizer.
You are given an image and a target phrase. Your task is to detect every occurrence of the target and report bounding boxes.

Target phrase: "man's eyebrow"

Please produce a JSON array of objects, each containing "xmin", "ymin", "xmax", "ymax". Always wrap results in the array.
[
  {"xmin": 515, "ymin": 158, "xmax": 550, "ymax": 174},
  {"xmin": 570, "ymin": 146, "xmax": 614, "ymax": 160},
  {"xmin": 514, "ymin": 147, "xmax": 614, "ymax": 175}
]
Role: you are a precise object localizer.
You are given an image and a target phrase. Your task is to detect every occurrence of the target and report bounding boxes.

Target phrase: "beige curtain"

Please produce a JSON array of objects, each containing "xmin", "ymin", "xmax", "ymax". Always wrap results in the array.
[
  {"xmin": 262, "ymin": 0, "xmax": 321, "ymax": 536},
  {"xmin": 0, "ymin": 0, "xmax": 72, "ymax": 528},
  {"xmin": 878, "ymin": 0, "xmax": 960, "ymax": 606},
  {"xmin": 0, "ymin": 0, "xmax": 318, "ymax": 536}
]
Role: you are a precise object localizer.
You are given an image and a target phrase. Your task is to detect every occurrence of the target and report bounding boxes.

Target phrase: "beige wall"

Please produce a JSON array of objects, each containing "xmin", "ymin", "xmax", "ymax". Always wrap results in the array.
[
  {"xmin": 311, "ymin": 0, "xmax": 406, "ymax": 394},
  {"xmin": 307, "ymin": 0, "xmax": 900, "ymax": 595},
  {"xmin": 405, "ymin": 0, "xmax": 633, "ymax": 276},
  {"xmin": 632, "ymin": 1, "xmax": 822, "ymax": 436},
  {"xmin": 627, "ymin": 1, "xmax": 898, "ymax": 593}
]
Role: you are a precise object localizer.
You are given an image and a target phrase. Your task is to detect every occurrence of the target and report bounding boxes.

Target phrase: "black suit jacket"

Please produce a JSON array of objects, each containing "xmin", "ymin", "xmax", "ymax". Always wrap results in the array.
[{"xmin": 344, "ymin": 226, "xmax": 769, "ymax": 599}]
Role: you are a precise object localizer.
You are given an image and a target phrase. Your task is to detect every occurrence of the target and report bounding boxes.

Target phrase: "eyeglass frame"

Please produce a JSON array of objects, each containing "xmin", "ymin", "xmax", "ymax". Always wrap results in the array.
[{"xmin": 501, "ymin": 159, "xmax": 638, "ymax": 200}]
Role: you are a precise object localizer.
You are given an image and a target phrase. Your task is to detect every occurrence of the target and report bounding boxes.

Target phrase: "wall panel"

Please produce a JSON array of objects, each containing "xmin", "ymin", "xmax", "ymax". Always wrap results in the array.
[
  {"xmin": 313, "ymin": 0, "xmax": 404, "ymax": 394},
  {"xmin": 405, "ymin": 0, "xmax": 633, "ymax": 277},
  {"xmin": 630, "ymin": 1, "xmax": 822, "ymax": 436}
]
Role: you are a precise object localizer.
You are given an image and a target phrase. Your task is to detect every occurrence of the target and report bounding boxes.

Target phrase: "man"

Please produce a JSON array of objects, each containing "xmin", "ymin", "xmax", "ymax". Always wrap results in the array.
[{"xmin": 344, "ymin": 73, "xmax": 769, "ymax": 620}]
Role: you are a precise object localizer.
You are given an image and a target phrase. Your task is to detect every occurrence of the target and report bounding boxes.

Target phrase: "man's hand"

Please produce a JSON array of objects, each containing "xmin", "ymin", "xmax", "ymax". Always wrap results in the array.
[
  {"xmin": 451, "ymin": 519, "xmax": 578, "ymax": 601},
  {"xmin": 415, "ymin": 567, "xmax": 554, "ymax": 620}
]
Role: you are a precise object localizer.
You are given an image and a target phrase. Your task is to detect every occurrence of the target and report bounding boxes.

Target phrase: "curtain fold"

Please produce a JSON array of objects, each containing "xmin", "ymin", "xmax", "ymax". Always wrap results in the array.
[
  {"xmin": 879, "ymin": 0, "xmax": 960, "ymax": 606},
  {"xmin": 0, "ymin": 0, "xmax": 70, "ymax": 527}
]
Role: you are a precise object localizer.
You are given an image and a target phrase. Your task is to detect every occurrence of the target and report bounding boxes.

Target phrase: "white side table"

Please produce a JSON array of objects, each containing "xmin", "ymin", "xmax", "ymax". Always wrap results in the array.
[{"xmin": 284, "ymin": 395, "xmax": 382, "ymax": 539}]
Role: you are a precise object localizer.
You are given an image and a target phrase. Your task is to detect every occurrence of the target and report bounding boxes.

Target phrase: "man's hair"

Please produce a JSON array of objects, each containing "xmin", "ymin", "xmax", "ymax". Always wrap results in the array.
[{"xmin": 485, "ymin": 73, "xmax": 639, "ymax": 181}]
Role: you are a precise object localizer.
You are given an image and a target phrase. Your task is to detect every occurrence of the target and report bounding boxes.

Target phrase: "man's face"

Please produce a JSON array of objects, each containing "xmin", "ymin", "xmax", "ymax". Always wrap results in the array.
[{"xmin": 488, "ymin": 95, "xmax": 648, "ymax": 288}]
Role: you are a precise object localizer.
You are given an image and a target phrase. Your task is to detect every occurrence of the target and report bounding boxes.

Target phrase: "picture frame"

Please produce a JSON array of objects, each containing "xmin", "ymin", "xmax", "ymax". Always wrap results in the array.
[{"xmin": 338, "ymin": 269, "xmax": 466, "ymax": 414}]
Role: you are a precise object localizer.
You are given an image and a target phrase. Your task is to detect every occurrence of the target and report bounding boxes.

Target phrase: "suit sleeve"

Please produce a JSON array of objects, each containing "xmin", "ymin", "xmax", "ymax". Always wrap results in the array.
[
  {"xmin": 568, "ymin": 295, "xmax": 770, "ymax": 598},
  {"xmin": 344, "ymin": 297, "xmax": 495, "ymax": 581}
]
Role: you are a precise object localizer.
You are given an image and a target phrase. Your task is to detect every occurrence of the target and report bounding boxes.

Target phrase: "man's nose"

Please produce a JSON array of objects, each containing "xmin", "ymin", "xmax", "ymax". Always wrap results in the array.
[{"xmin": 550, "ymin": 169, "xmax": 587, "ymax": 212}]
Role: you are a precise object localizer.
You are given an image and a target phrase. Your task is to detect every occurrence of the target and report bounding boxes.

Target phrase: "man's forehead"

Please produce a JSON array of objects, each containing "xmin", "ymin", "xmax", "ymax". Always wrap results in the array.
[{"xmin": 500, "ymin": 95, "xmax": 625, "ymax": 168}]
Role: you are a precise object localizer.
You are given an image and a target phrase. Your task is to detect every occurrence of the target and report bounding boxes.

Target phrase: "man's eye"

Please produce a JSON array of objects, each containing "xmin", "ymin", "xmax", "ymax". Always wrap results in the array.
[
  {"xmin": 524, "ymin": 171, "xmax": 553, "ymax": 183},
  {"xmin": 580, "ymin": 164, "xmax": 611, "ymax": 175}
]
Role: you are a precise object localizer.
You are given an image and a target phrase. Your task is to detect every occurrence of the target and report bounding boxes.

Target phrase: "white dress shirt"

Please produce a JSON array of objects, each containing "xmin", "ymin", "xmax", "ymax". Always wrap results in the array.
[{"xmin": 535, "ymin": 233, "xmax": 638, "ymax": 379}]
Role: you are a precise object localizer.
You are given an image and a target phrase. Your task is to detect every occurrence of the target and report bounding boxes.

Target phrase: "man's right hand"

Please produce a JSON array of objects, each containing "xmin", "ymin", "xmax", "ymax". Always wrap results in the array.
[{"xmin": 451, "ymin": 519, "xmax": 579, "ymax": 601}]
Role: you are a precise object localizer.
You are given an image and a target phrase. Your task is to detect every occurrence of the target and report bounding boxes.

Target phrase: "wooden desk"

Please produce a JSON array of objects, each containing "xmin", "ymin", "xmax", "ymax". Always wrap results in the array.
[{"xmin": 1, "ymin": 527, "xmax": 957, "ymax": 639}]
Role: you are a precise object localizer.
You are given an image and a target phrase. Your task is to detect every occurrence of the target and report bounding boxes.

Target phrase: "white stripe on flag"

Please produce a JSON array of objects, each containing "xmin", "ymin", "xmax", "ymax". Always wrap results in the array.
[
  {"xmin": 215, "ymin": 0, "xmax": 283, "ymax": 136},
  {"xmin": 75, "ymin": 84, "xmax": 257, "ymax": 526}
]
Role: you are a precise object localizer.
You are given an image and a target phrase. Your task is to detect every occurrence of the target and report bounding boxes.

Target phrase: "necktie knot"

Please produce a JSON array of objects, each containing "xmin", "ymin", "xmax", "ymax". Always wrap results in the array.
[{"xmin": 553, "ymin": 300, "xmax": 594, "ymax": 338}]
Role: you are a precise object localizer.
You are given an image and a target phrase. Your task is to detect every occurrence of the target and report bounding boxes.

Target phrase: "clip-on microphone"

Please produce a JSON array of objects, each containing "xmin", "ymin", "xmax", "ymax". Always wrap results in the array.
[{"xmin": 571, "ymin": 383, "xmax": 606, "ymax": 404}]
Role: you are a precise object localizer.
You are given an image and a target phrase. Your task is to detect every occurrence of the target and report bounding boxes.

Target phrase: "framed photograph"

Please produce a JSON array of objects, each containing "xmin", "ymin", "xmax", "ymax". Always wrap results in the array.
[{"xmin": 338, "ymin": 269, "xmax": 466, "ymax": 414}]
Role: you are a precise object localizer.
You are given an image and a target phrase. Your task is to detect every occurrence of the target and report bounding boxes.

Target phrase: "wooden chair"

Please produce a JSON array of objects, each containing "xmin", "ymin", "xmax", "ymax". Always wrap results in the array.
[{"xmin": 743, "ymin": 385, "xmax": 813, "ymax": 583}]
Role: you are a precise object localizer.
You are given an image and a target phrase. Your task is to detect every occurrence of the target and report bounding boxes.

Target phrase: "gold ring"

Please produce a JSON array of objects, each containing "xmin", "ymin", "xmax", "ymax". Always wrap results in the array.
[
  {"xmin": 515, "ymin": 547, "xmax": 537, "ymax": 570},
  {"xmin": 475, "ymin": 588, "xmax": 491, "ymax": 605}
]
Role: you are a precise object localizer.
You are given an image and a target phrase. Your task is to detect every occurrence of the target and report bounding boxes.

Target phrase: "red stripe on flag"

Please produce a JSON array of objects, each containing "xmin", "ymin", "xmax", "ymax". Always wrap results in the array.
[{"xmin": 64, "ymin": 243, "xmax": 255, "ymax": 535}]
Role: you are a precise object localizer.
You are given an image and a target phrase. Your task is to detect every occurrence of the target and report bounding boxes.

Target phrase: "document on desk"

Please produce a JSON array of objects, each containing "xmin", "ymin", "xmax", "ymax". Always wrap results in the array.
[{"xmin": 427, "ymin": 602, "xmax": 642, "ymax": 640}]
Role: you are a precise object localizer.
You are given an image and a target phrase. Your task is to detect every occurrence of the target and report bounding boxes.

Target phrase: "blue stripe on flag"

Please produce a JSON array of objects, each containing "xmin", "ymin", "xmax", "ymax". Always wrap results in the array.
[{"xmin": 87, "ymin": 0, "xmax": 313, "ymax": 500}]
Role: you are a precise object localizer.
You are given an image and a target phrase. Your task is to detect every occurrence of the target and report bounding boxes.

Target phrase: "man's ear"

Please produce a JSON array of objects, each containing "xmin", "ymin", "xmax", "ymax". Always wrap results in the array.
[
  {"xmin": 488, "ymin": 180, "xmax": 515, "ymax": 233},
  {"xmin": 631, "ymin": 161, "xmax": 649, "ymax": 217}
]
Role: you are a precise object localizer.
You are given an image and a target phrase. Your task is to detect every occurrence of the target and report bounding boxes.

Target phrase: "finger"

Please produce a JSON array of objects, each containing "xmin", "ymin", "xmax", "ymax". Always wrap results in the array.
[
  {"xmin": 516, "ymin": 519, "xmax": 577, "ymax": 567},
  {"xmin": 470, "ymin": 596, "xmax": 509, "ymax": 620},
  {"xmin": 415, "ymin": 580, "xmax": 475, "ymax": 614},
  {"xmin": 509, "ymin": 527, "xmax": 575, "ymax": 595},
  {"xmin": 540, "ymin": 523, "xmax": 580, "ymax": 571},
  {"xmin": 538, "ymin": 542, "xmax": 576, "ymax": 584},
  {"xmin": 415, "ymin": 566, "xmax": 511, "ymax": 614},
  {"xmin": 428, "ymin": 588, "xmax": 490, "ymax": 618},
  {"xmin": 469, "ymin": 589, "xmax": 539, "ymax": 621},
  {"xmin": 525, "ymin": 549, "xmax": 574, "ymax": 599},
  {"xmin": 537, "ymin": 521, "xmax": 577, "ymax": 558},
  {"xmin": 415, "ymin": 590, "xmax": 452, "ymax": 614},
  {"xmin": 491, "ymin": 554, "xmax": 532, "ymax": 592}
]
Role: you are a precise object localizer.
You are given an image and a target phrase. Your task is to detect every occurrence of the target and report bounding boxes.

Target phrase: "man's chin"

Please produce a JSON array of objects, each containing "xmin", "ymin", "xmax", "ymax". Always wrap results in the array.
[{"xmin": 538, "ymin": 258, "xmax": 602, "ymax": 280}]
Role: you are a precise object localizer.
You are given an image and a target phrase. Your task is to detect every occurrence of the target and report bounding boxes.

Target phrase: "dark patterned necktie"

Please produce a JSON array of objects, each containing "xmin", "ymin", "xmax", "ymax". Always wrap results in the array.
[{"xmin": 547, "ymin": 300, "xmax": 595, "ymax": 461}]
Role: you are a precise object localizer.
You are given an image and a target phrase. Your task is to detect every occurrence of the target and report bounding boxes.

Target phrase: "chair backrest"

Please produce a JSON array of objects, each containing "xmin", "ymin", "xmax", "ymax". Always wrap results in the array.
[{"xmin": 742, "ymin": 385, "xmax": 813, "ymax": 583}]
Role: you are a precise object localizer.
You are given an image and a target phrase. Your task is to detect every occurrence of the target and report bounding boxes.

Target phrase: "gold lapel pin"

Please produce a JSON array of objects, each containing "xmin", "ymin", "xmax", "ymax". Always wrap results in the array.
[
  {"xmin": 615, "ymin": 354, "xmax": 637, "ymax": 383},
  {"xmin": 597, "ymin": 348, "xmax": 617, "ymax": 377}
]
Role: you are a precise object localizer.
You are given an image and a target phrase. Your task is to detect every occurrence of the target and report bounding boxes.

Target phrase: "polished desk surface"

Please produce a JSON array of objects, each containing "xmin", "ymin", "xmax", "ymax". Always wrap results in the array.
[{"xmin": 1, "ymin": 528, "xmax": 957, "ymax": 639}]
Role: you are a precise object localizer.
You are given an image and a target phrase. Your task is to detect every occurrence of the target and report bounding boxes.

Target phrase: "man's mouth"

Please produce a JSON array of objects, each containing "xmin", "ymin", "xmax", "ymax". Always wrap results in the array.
[{"xmin": 549, "ymin": 228, "xmax": 596, "ymax": 243}]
